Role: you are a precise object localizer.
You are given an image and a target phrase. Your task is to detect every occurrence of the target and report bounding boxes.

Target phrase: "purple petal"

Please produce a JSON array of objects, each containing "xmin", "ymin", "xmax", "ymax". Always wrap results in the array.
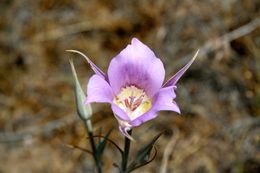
[
  {"xmin": 85, "ymin": 74, "xmax": 114, "ymax": 104},
  {"xmin": 129, "ymin": 109, "xmax": 158, "ymax": 127},
  {"xmin": 107, "ymin": 38, "xmax": 165, "ymax": 97},
  {"xmin": 128, "ymin": 86, "xmax": 180, "ymax": 127},
  {"xmin": 66, "ymin": 50, "xmax": 107, "ymax": 80},
  {"xmin": 163, "ymin": 50, "xmax": 199, "ymax": 87},
  {"xmin": 153, "ymin": 86, "xmax": 180, "ymax": 113},
  {"xmin": 111, "ymin": 104, "xmax": 131, "ymax": 121}
]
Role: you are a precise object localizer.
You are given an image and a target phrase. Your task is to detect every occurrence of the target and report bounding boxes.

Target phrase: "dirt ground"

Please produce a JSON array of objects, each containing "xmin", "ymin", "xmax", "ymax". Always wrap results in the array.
[{"xmin": 0, "ymin": 0, "xmax": 259, "ymax": 173}]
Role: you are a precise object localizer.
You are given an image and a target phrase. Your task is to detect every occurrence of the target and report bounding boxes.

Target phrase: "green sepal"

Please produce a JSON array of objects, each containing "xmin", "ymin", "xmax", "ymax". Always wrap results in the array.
[{"xmin": 69, "ymin": 58, "xmax": 92, "ymax": 121}]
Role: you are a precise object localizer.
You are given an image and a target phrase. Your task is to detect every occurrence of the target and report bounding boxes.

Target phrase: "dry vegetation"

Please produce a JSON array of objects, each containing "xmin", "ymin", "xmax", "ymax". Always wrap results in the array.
[{"xmin": 0, "ymin": 0, "xmax": 259, "ymax": 172}]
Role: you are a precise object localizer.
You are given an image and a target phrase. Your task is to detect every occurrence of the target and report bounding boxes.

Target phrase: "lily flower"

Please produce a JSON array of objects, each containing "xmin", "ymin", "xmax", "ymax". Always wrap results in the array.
[{"xmin": 67, "ymin": 38, "xmax": 198, "ymax": 138}]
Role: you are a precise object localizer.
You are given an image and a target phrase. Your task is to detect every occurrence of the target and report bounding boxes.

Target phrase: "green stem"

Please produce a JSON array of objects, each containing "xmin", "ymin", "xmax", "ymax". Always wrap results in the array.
[
  {"xmin": 122, "ymin": 130, "xmax": 132, "ymax": 173},
  {"xmin": 84, "ymin": 120, "xmax": 102, "ymax": 173}
]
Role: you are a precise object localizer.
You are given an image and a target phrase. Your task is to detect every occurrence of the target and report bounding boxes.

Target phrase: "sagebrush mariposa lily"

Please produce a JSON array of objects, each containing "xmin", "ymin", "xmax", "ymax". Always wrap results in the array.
[{"xmin": 67, "ymin": 38, "xmax": 198, "ymax": 138}]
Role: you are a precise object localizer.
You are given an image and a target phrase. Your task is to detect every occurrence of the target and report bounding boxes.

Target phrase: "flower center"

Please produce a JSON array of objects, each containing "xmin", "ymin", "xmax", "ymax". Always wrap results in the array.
[{"xmin": 113, "ymin": 86, "xmax": 152, "ymax": 120}]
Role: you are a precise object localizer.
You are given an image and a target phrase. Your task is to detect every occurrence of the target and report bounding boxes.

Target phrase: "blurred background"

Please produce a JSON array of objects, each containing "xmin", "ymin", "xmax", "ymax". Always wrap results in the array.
[{"xmin": 0, "ymin": 0, "xmax": 259, "ymax": 172}]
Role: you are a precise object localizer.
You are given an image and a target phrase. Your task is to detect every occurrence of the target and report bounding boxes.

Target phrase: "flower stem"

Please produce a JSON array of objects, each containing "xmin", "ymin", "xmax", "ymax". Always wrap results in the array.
[
  {"xmin": 122, "ymin": 130, "xmax": 132, "ymax": 173},
  {"xmin": 84, "ymin": 120, "xmax": 102, "ymax": 173}
]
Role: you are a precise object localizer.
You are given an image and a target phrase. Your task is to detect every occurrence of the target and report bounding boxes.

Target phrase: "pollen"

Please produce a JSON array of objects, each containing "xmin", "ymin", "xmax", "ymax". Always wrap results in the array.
[{"xmin": 113, "ymin": 86, "xmax": 152, "ymax": 120}]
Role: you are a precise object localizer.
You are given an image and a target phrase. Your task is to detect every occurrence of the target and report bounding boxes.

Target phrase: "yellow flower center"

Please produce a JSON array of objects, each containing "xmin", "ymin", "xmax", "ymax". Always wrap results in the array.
[{"xmin": 113, "ymin": 86, "xmax": 152, "ymax": 120}]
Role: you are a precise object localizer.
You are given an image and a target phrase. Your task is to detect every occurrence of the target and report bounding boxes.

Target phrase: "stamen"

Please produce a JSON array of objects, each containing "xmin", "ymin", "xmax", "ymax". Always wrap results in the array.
[
  {"xmin": 113, "ymin": 86, "xmax": 152, "ymax": 120},
  {"xmin": 124, "ymin": 99, "xmax": 131, "ymax": 108}
]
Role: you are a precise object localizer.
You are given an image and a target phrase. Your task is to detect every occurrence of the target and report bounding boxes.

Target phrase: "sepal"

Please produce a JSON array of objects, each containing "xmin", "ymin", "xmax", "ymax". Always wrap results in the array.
[{"xmin": 69, "ymin": 58, "xmax": 92, "ymax": 121}]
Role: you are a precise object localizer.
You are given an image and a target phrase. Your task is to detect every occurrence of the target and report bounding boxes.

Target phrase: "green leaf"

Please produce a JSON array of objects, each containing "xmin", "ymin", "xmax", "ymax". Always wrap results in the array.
[
  {"xmin": 113, "ymin": 163, "xmax": 123, "ymax": 173},
  {"xmin": 69, "ymin": 58, "xmax": 92, "ymax": 121},
  {"xmin": 126, "ymin": 131, "xmax": 163, "ymax": 172},
  {"xmin": 96, "ymin": 129, "xmax": 113, "ymax": 161}
]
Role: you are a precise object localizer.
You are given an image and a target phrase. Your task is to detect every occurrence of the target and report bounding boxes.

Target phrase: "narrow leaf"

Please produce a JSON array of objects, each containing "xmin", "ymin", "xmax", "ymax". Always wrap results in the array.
[
  {"xmin": 128, "ymin": 147, "xmax": 157, "ymax": 172},
  {"xmin": 113, "ymin": 163, "xmax": 123, "ymax": 173},
  {"xmin": 126, "ymin": 131, "xmax": 164, "ymax": 172},
  {"xmin": 65, "ymin": 144, "xmax": 93, "ymax": 155},
  {"xmin": 69, "ymin": 58, "xmax": 92, "ymax": 120},
  {"xmin": 89, "ymin": 135, "xmax": 123, "ymax": 156},
  {"xmin": 96, "ymin": 129, "xmax": 113, "ymax": 161}
]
